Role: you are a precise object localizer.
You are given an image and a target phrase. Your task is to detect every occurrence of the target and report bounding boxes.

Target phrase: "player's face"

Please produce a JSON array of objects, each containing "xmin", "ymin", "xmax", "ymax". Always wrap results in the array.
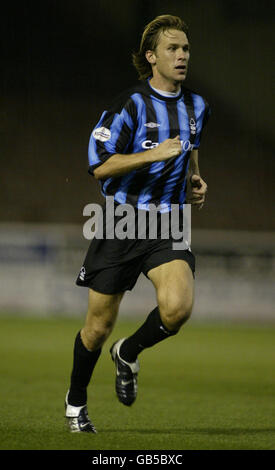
[{"xmin": 147, "ymin": 29, "xmax": 190, "ymax": 91}]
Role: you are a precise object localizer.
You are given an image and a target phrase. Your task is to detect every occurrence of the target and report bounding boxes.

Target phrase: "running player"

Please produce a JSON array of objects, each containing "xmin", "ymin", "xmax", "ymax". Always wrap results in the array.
[{"xmin": 65, "ymin": 14, "xmax": 210, "ymax": 433}]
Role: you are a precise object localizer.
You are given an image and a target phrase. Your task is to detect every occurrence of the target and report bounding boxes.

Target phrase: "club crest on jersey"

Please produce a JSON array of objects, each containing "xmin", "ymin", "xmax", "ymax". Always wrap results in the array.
[
  {"xmin": 189, "ymin": 118, "xmax": 196, "ymax": 135},
  {"xmin": 144, "ymin": 122, "xmax": 160, "ymax": 128},
  {"xmin": 93, "ymin": 127, "xmax": 111, "ymax": 142}
]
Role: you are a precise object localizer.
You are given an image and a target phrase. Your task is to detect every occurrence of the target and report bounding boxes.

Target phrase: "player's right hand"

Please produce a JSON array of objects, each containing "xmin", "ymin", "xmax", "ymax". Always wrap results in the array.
[{"xmin": 152, "ymin": 135, "xmax": 182, "ymax": 161}]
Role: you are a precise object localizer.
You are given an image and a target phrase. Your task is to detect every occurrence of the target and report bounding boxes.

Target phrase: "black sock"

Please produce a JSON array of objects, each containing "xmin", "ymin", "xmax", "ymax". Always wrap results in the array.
[
  {"xmin": 119, "ymin": 307, "xmax": 178, "ymax": 363},
  {"xmin": 68, "ymin": 331, "xmax": 101, "ymax": 406}
]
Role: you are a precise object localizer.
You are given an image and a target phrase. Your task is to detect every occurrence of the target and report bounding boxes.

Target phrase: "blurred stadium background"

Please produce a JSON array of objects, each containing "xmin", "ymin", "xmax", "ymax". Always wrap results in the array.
[{"xmin": 1, "ymin": 0, "xmax": 274, "ymax": 322}]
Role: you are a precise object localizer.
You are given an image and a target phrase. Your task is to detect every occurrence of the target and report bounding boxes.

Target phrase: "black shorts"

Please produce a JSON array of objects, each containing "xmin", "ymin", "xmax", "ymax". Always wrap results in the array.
[{"xmin": 76, "ymin": 203, "xmax": 195, "ymax": 295}]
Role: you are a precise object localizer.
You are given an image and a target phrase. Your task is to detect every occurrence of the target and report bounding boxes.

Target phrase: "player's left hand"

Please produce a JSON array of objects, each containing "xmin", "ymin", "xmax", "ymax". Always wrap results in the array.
[{"xmin": 186, "ymin": 174, "xmax": 207, "ymax": 210}]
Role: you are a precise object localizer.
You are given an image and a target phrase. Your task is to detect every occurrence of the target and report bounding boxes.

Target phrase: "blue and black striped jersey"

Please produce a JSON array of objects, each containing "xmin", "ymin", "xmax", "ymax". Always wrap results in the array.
[{"xmin": 88, "ymin": 80, "xmax": 210, "ymax": 210}]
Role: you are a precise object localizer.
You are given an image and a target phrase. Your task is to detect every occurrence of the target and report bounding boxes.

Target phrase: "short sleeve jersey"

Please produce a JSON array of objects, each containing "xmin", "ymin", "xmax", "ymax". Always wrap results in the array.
[{"xmin": 88, "ymin": 80, "xmax": 210, "ymax": 210}]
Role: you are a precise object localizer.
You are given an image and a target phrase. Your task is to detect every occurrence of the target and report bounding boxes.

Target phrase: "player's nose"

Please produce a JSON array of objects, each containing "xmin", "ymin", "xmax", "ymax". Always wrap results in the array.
[
  {"xmin": 177, "ymin": 48, "xmax": 188, "ymax": 61},
  {"xmin": 177, "ymin": 51, "xmax": 185, "ymax": 62}
]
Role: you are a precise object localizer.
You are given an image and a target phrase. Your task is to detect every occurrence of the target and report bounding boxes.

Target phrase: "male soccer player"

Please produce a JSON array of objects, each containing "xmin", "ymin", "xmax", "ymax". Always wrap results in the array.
[{"xmin": 65, "ymin": 14, "xmax": 210, "ymax": 432}]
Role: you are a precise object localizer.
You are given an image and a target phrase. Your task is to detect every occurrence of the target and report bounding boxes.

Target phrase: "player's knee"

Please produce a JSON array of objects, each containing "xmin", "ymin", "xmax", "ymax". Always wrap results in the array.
[
  {"xmin": 159, "ymin": 293, "xmax": 193, "ymax": 331},
  {"xmin": 82, "ymin": 320, "xmax": 113, "ymax": 350}
]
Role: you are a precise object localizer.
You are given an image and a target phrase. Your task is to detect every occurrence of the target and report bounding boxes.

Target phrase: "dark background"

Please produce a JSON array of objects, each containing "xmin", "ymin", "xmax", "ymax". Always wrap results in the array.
[{"xmin": 1, "ymin": 0, "xmax": 274, "ymax": 230}]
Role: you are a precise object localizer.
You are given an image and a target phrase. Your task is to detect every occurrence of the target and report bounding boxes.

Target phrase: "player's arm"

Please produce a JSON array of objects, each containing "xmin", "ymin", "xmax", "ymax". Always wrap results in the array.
[
  {"xmin": 93, "ymin": 136, "xmax": 182, "ymax": 180},
  {"xmin": 186, "ymin": 149, "xmax": 207, "ymax": 209}
]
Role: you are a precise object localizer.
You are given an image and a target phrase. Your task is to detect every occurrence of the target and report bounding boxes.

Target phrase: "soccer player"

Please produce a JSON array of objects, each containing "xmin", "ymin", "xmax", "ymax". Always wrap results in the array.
[{"xmin": 65, "ymin": 14, "xmax": 210, "ymax": 432}]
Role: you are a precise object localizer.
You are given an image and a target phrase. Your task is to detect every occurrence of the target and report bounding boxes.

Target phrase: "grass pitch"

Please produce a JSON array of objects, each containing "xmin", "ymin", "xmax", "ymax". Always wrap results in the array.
[{"xmin": 0, "ymin": 314, "xmax": 274, "ymax": 450}]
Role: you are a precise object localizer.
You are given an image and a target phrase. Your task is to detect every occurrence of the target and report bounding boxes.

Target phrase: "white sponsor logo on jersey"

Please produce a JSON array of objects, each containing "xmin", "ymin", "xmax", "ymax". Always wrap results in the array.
[
  {"xmin": 144, "ymin": 122, "xmax": 160, "ymax": 128},
  {"xmin": 141, "ymin": 140, "xmax": 159, "ymax": 149},
  {"xmin": 92, "ymin": 127, "xmax": 111, "ymax": 142},
  {"xmin": 141, "ymin": 139, "xmax": 194, "ymax": 152}
]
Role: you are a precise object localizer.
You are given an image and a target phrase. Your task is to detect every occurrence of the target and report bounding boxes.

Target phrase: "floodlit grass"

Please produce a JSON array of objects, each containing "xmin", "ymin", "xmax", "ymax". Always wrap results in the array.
[{"xmin": 0, "ymin": 314, "xmax": 274, "ymax": 450}]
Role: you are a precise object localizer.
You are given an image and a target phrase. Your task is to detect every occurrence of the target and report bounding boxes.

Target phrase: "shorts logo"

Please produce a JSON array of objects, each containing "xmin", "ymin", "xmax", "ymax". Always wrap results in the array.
[
  {"xmin": 79, "ymin": 266, "xmax": 86, "ymax": 281},
  {"xmin": 92, "ymin": 127, "xmax": 111, "ymax": 142}
]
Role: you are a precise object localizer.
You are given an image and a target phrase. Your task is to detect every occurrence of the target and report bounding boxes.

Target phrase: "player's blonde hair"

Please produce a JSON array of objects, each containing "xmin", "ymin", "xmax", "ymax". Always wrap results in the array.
[{"xmin": 132, "ymin": 14, "xmax": 189, "ymax": 81}]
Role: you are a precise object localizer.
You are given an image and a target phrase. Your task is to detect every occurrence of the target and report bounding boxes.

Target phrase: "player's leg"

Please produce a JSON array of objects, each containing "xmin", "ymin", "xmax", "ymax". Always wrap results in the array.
[
  {"xmin": 119, "ymin": 259, "xmax": 194, "ymax": 362},
  {"xmin": 68, "ymin": 287, "xmax": 124, "ymax": 405},
  {"xmin": 111, "ymin": 259, "xmax": 194, "ymax": 406},
  {"xmin": 148, "ymin": 258, "xmax": 194, "ymax": 330},
  {"xmin": 81, "ymin": 287, "xmax": 124, "ymax": 351},
  {"xmin": 66, "ymin": 287, "xmax": 124, "ymax": 432}
]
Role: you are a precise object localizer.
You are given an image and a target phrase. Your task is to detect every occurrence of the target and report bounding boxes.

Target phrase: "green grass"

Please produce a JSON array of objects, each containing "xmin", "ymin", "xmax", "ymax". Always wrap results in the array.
[{"xmin": 0, "ymin": 314, "xmax": 274, "ymax": 450}]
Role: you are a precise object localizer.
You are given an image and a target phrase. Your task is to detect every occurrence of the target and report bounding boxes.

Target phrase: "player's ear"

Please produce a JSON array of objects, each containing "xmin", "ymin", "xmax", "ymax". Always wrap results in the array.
[{"xmin": 145, "ymin": 50, "xmax": 156, "ymax": 65}]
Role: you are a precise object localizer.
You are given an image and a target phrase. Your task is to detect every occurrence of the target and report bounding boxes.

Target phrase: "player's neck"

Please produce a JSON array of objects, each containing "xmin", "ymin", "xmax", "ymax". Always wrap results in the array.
[{"xmin": 149, "ymin": 76, "xmax": 181, "ymax": 94}]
